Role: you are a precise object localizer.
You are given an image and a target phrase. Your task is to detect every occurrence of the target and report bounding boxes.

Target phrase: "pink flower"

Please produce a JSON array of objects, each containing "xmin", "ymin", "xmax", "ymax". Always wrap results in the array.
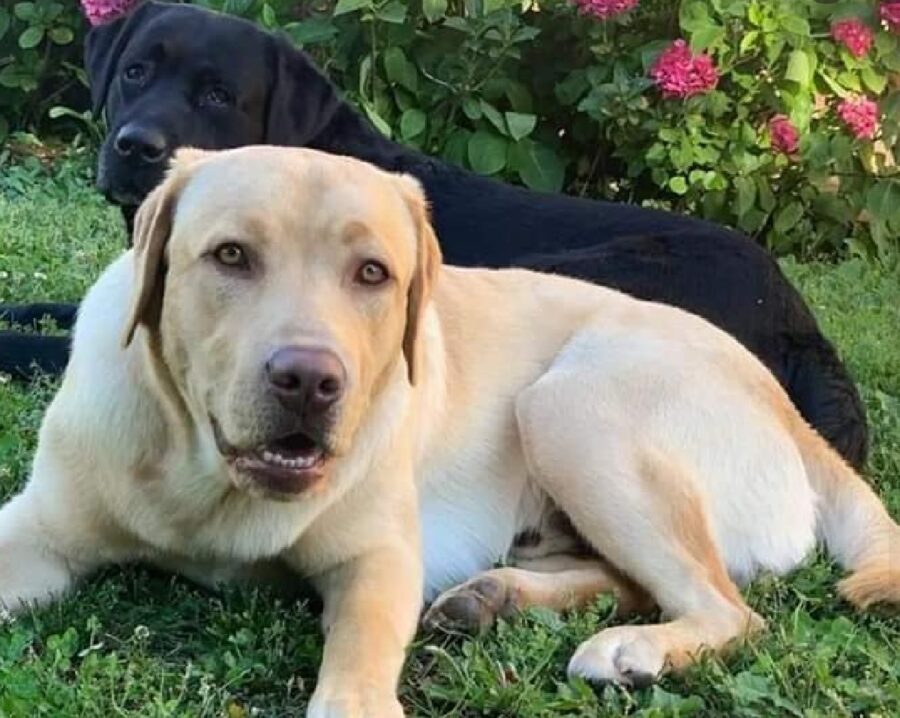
[
  {"xmin": 769, "ymin": 115, "xmax": 799, "ymax": 155},
  {"xmin": 650, "ymin": 40, "xmax": 718, "ymax": 99},
  {"xmin": 837, "ymin": 96, "xmax": 880, "ymax": 140},
  {"xmin": 830, "ymin": 19, "xmax": 874, "ymax": 58},
  {"xmin": 574, "ymin": 0, "xmax": 639, "ymax": 20},
  {"xmin": 881, "ymin": 2, "xmax": 900, "ymax": 33},
  {"xmin": 80, "ymin": 0, "xmax": 140, "ymax": 26}
]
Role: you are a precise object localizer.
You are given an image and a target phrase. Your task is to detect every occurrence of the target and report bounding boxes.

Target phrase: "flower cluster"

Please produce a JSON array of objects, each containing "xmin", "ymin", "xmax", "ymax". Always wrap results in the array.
[
  {"xmin": 837, "ymin": 96, "xmax": 880, "ymax": 140},
  {"xmin": 830, "ymin": 19, "xmax": 874, "ymax": 57},
  {"xmin": 769, "ymin": 115, "xmax": 799, "ymax": 156},
  {"xmin": 574, "ymin": 0, "xmax": 639, "ymax": 21},
  {"xmin": 881, "ymin": 2, "xmax": 900, "ymax": 33},
  {"xmin": 650, "ymin": 40, "xmax": 718, "ymax": 99},
  {"xmin": 80, "ymin": 0, "xmax": 140, "ymax": 26}
]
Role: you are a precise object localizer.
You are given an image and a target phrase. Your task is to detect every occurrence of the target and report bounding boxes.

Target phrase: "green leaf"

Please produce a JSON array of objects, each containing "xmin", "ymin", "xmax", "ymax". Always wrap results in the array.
[
  {"xmin": 13, "ymin": 2, "xmax": 35, "ymax": 21},
  {"xmin": 669, "ymin": 176, "xmax": 689, "ymax": 195},
  {"xmin": 362, "ymin": 102, "xmax": 392, "ymax": 138},
  {"xmin": 462, "ymin": 97, "xmax": 482, "ymax": 120},
  {"xmin": 509, "ymin": 139, "xmax": 565, "ymax": 192},
  {"xmin": 734, "ymin": 176, "xmax": 757, "ymax": 218},
  {"xmin": 504, "ymin": 82, "xmax": 533, "ymax": 113},
  {"xmin": 679, "ymin": 1, "xmax": 712, "ymax": 32},
  {"xmin": 260, "ymin": 3, "xmax": 276, "ymax": 27},
  {"xmin": 18, "ymin": 26, "xmax": 43, "ymax": 49},
  {"xmin": 423, "ymin": 0, "xmax": 447, "ymax": 23},
  {"xmin": 442, "ymin": 129, "xmax": 470, "ymax": 167},
  {"xmin": 479, "ymin": 100, "xmax": 506, "ymax": 136},
  {"xmin": 756, "ymin": 176, "xmax": 776, "ymax": 212},
  {"xmin": 865, "ymin": 183, "xmax": 900, "ymax": 225},
  {"xmin": 780, "ymin": 15, "xmax": 809, "ymax": 36},
  {"xmin": 837, "ymin": 71, "xmax": 861, "ymax": 92},
  {"xmin": 639, "ymin": 40, "xmax": 674, "ymax": 73},
  {"xmin": 818, "ymin": 71, "xmax": 848, "ymax": 99},
  {"xmin": 48, "ymin": 105, "xmax": 76, "ymax": 119},
  {"xmin": 284, "ymin": 19, "xmax": 339, "ymax": 46},
  {"xmin": 399, "ymin": 108, "xmax": 426, "ymax": 140},
  {"xmin": 467, "ymin": 131, "xmax": 507, "ymax": 175},
  {"xmin": 375, "ymin": 1, "xmax": 406, "ymax": 24},
  {"xmin": 785, "ymin": 50, "xmax": 811, "ymax": 87},
  {"xmin": 383, "ymin": 47, "xmax": 417, "ymax": 92},
  {"xmin": 333, "ymin": 0, "xmax": 371, "ymax": 16},
  {"xmin": 0, "ymin": 63, "xmax": 34, "ymax": 89},
  {"xmin": 748, "ymin": 2, "xmax": 764, "ymax": 26},
  {"xmin": 223, "ymin": 0, "xmax": 255, "ymax": 15},
  {"xmin": 739, "ymin": 30, "xmax": 759, "ymax": 55},
  {"xmin": 773, "ymin": 201, "xmax": 804, "ymax": 232},
  {"xmin": 765, "ymin": 36, "xmax": 786, "ymax": 65},
  {"xmin": 691, "ymin": 25, "xmax": 725, "ymax": 51},
  {"xmin": 48, "ymin": 26, "xmax": 73, "ymax": 45},
  {"xmin": 861, "ymin": 68, "xmax": 887, "ymax": 95},
  {"xmin": 442, "ymin": 17, "xmax": 469, "ymax": 33},
  {"xmin": 46, "ymin": 2, "xmax": 64, "ymax": 22},
  {"xmin": 484, "ymin": 0, "xmax": 520, "ymax": 14},
  {"xmin": 555, "ymin": 71, "xmax": 589, "ymax": 106},
  {"xmin": 504, "ymin": 112, "xmax": 536, "ymax": 142},
  {"xmin": 0, "ymin": 9, "xmax": 10, "ymax": 41}
]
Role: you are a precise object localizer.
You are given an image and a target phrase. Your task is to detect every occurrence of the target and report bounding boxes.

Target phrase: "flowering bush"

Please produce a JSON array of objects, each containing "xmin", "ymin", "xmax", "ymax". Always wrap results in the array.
[
  {"xmin": 838, "ymin": 95, "xmax": 881, "ymax": 139},
  {"xmin": 1, "ymin": 0, "xmax": 898, "ymax": 261},
  {"xmin": 650, "ymin": 39, "xmax": 718, "ymax": 98},
  {"xmin": 574, "ymin": 0, "xmax": 639, "ymax": 21},
  {"xmin": 769, "ymin": 115, "xmax": 800, "ymax": 156},
  {"xmin": 882, "ymin": 2, "xmax": 900, "ymax": 32},
  {"xmin": 832, "ymin": 18, "xmax": 875, "ymax": 58},
  {"xmin": 80, "ymin": 0, "xmax": 139, "ymax": 26}
]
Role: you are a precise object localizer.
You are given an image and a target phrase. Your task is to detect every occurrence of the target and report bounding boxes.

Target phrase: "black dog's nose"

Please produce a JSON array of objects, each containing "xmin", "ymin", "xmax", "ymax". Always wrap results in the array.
[
  {"xmin": 266, "ymin": 346, "xmax": 346, "ymax": 414},
  {"xmin": 113, "ymin": 123, "xmax": 169, "ymax": 163}
]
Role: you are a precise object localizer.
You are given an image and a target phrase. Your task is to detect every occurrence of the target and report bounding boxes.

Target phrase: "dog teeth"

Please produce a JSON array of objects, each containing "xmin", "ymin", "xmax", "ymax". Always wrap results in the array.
[{"xmin": 260, "ymin": 449, "xmax": 319, "ymax": 469}]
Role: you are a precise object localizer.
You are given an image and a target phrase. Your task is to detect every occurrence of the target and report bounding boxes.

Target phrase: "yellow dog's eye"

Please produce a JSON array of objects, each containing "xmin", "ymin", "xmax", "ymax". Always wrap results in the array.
[
  {"xmin": 357, "ymin": 261, "xmax": 389, "ymax": 286},
  {"xmin": 214, "ymin": 242, "xmax": 248, "ymax": 269}
]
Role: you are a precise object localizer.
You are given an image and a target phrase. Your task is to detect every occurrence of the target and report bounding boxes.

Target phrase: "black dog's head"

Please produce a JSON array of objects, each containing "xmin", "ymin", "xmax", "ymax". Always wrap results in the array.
[{"xmin": 86, "ymin": 1, "xmax": 341, "ymax": 212}]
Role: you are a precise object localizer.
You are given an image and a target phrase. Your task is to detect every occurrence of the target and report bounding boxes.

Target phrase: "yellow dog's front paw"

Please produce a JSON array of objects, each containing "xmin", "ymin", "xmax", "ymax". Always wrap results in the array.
[{"xmin": 307, "ymin": 687, "xmax": 404, "ymax": 718}]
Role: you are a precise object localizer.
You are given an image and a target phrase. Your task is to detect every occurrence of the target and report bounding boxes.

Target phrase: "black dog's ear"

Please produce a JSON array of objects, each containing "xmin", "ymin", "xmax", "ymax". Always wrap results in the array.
[
  {"xmin": 265, "ymin": 35, "xmax": 343, "ymax": 146},
  {"xmin": 84, "ymin": 0, "xmax": 164, "ymax": 116}
]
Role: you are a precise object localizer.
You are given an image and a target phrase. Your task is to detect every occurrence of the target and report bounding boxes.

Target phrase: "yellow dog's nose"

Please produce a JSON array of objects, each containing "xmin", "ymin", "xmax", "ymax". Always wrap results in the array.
[{"xmin": 266, "ymin": 346, "xmax": 346, "ymax": 415}]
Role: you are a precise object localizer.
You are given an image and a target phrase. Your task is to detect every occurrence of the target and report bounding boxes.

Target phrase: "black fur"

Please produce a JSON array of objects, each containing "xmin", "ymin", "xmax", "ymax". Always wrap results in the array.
[{"xmin": 0, "ymin": 1, "xmax": 868, "ymax": 467}]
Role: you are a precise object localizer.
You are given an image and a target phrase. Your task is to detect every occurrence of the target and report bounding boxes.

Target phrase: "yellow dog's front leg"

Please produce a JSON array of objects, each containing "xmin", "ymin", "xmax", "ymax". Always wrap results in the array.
[{"xmin": 307, "ymin": 543, "xmax": 423, "ymax": 718}]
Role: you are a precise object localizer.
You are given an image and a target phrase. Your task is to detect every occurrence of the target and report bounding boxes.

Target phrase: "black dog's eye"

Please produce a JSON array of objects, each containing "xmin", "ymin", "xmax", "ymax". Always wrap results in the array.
[
  {"xmin": 356, "ymin": 260, "xmax": 390, "ymax": 286},
  {"xmin": 122, "ymin": 63, "xmax": 146, "ymax": 83},
  {"xmin": 213, "ymin": 242, "xmax": 249, "ymax": 270},
  {"xmin": 200, "ymin": 86, "xmax": 233, "ymax": 107}
]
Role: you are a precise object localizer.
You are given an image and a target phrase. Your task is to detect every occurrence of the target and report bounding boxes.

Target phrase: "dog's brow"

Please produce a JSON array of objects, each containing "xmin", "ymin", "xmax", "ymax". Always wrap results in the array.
[
  {"xmin": 195, "ymin": 65, "xmax": 226, "ymax": 83},
  {"xmin": 341, "ymin": 220, "xmax": 377, "ymax": 246},
  {"xmin": 197, "ymin": 213, "xmax": 271, "ymax": 248}
]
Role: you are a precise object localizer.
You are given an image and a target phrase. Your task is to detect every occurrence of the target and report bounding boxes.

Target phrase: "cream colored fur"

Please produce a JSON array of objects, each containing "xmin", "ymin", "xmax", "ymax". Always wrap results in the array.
[{"xmin": 1, "ymin": 147, "xmax": 896, "ymax": 717}]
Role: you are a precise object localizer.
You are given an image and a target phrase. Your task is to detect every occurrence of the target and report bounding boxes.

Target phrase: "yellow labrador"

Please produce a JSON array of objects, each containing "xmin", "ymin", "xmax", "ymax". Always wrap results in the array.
[{"xmin": 1, "ymin": 147, "xmax": 897, "ymax": 717}]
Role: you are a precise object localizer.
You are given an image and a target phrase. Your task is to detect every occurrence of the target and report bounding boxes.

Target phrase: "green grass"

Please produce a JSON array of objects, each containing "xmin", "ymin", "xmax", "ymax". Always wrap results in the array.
[{"xmin": 0, "ymin": 160, "xmax": 898, "ymax": 717}]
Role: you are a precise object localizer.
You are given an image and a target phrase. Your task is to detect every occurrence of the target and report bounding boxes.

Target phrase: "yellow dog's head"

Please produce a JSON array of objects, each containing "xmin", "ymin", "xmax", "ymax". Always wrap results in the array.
[{"xmin": 123, "ymin": 146, "xmax": 441, "ymax": 499}]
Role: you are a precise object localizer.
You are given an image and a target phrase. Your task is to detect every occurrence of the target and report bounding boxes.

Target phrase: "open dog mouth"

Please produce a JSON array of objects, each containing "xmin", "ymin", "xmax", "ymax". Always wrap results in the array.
[{"xmin": 211, "ymin": 418, "xmax": 330, "ymax": 495}]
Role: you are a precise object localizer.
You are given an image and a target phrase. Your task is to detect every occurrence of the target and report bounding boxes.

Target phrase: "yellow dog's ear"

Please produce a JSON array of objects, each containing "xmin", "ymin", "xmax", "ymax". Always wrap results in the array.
[
  {"xmin": 121, "ymin": 149, "xmax": 209, "ymax": 347},
  {"xmin": 394, "ymin": 174, "xmax": 442, "ymax": 386}
]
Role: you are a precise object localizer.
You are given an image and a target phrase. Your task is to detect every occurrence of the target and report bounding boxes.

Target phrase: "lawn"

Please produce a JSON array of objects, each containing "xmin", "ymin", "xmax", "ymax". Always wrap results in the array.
[{"xmin": 0, "ymin": 157, "xmax": 898, "ymax": 717}]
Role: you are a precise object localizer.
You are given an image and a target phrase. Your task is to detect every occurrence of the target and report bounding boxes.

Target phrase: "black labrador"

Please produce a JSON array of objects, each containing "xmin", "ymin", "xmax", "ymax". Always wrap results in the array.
[{"xmin": 0, "ymin": 1, "xmax": 868, "ymax": 469}]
